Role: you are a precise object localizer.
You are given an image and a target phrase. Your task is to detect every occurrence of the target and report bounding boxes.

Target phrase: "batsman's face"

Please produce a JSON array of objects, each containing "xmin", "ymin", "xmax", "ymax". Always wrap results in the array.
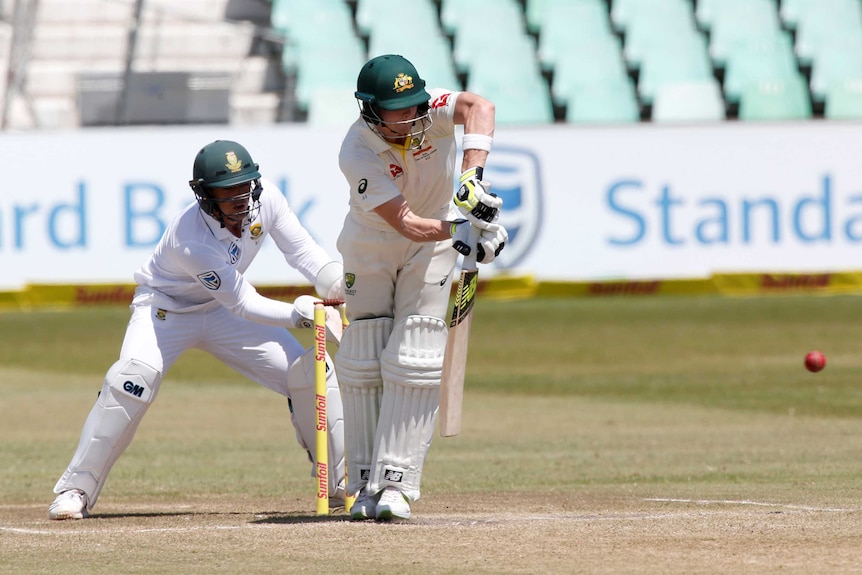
[{"xmin": 378, "ymin": 106, "xmax": 420, "ymax": 137}]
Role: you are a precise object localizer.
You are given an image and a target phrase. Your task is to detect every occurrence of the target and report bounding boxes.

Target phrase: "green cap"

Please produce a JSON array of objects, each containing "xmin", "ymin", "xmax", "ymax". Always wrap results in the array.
[{"xmin": 355, "ymin": 54, "xmax": 430, "ymax": 110}]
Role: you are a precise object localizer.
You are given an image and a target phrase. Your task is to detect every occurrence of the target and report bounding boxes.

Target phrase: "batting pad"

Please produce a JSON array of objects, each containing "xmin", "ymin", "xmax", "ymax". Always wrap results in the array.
[
  {"xmin": 54, "ymin": 358, "xmax": 161, "ymax": 508},
  {"xmin": 334, "ymin": 317, "xmax": 392, "ymax": 494},
  {"xmin": 287, "ymin": 347, "xmax": 346, "ymax": 498},
  {"xmin": 370, "ymin": 315, "xmax": 447, "ymax": 501}
]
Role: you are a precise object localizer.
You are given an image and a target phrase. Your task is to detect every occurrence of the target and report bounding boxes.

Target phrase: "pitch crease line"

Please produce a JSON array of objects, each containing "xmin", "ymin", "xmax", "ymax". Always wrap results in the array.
[{"xmin": 644, "ymin": 498, "xmax": 856, "ymax": 512}]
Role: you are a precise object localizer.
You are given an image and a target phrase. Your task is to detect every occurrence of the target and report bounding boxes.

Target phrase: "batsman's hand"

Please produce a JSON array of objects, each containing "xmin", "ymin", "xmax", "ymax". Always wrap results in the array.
[
  {"xmin": 454, "ymin": 167, "xmax": 501, "ymax": 229},
  {"xmin": 449, "ymin": 219, "xmax": 474, "ymax": 257},
  {"xmin": 290, "ymin": 295, "xmax": 343, "ymax": 344},
  {"xmin": 450, "ymin": 219, "xmax": 507, "ymax": 264},
  {"xmin": 476, "ymin": 222, "xmax": 508, "ymax": 264}
]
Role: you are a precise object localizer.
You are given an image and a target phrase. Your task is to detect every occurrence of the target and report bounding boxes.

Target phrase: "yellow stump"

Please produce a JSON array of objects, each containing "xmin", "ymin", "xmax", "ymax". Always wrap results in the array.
[
  {"xmin": 340, "ymin": 304, "xmax": 356, "ymax": 515},
  {"xmin": 313, "ymin": 303, "xmax": 328, "ymax": 515}
]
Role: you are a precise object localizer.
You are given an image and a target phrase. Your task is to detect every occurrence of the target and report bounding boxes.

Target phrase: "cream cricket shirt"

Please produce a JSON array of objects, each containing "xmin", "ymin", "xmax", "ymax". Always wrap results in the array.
[
  {"xmin": 133, "ymin": 177, "xmax": 330, "ymax": 326},
  {"xmin": 338, "ymin": 88, "xmax": 461, "ymax": 230}
]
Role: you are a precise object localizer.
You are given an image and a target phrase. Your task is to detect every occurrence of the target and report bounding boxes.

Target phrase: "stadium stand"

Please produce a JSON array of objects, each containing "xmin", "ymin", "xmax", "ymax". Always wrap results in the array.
[{"xmin": 3, "ymin": 0, "xmax": 862, "ymax": 128}]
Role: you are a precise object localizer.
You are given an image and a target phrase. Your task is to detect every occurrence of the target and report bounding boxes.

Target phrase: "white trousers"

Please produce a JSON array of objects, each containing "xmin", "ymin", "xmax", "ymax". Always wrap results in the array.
[{"xmin": 53, "ymin": 289, "xmax": 338, "ymax": 507}]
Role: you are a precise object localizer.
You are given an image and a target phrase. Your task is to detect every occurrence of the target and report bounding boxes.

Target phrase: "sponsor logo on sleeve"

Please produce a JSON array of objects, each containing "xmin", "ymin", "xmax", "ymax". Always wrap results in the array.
[
  {"xmin": 197, "ymin": 271, "xmax": 221, "ymax": 290},
  {"xmin": 228, "ymin": 242, "xmax": 240, "ymax": 264}
]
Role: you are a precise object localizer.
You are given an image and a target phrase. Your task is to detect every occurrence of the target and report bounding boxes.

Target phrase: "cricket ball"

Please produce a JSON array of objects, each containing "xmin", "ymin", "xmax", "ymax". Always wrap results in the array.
[{"xmin": 804, "ymin": 351, "xmax": 826, "ymax": 373}]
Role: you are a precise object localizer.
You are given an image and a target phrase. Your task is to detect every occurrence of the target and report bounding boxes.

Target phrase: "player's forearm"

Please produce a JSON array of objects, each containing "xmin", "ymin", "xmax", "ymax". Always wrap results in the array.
[{"xmin": 374, "ymin": 196, "xmax": 450, "ymax": 243}]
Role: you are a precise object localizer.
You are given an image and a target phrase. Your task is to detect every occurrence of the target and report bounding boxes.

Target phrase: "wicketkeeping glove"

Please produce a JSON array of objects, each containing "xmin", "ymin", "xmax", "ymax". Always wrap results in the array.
[
  {"xmin": 454, "ymin": 167, "xmax": 501, "ymax": 229},
  {"xmin": 290, "ymin": 295, "xmax": 343, "ymax": 344}
]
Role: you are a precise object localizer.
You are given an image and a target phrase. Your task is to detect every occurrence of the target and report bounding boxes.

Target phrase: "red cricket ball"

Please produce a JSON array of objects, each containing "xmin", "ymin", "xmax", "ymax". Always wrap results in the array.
[{"xmin": 804, "ymin": 351, "xmax": 826, "ymax": 373}]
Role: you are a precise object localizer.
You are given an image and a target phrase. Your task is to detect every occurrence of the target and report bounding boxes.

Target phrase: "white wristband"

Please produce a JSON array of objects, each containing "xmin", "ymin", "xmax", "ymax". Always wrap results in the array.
[{"xmin": 462, "ymin": 133, "xmax": 493, "ymax": 152}]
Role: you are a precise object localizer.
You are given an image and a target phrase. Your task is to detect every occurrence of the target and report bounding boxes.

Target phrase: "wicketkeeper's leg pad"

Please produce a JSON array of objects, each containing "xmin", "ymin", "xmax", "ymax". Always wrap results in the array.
[
  {"xmin": 287, "ymin": 347, "xmax": 346, "ymax": 498},
  {"xmin": 53, "ymin": 358, "xmax": 161, "ymax": 509},
  {"xmin": 334, "ymin": 317, "xmax": 392, "ymax": 495},
  {"xmin": 370, "ymin": 315, "xmax": 447, "ymax": 501}
]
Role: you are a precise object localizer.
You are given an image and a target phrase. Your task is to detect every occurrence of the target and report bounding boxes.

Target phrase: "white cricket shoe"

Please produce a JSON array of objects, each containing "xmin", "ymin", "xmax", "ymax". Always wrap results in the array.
[
  {"xmin": 48, "ymin": 489, "xmax": 89, "ymax": 520},
  {"xmin": 350, "ymin": 488, "xmax": 378, "ymax": 521},
  {"xmin": 375, "ymin": 487, "xmax": 411, "ymax": 520}
]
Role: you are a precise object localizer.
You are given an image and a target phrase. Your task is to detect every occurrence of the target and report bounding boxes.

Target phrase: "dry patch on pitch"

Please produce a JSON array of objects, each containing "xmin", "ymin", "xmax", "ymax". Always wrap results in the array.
[{"xmin": 2, "ymin": 493, "xmax": 860, "ymax": 575}]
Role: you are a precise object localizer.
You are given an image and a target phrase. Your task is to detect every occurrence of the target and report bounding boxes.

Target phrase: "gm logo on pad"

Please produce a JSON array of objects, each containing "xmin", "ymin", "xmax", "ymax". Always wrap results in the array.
[{"xmin": 473, "ymin": 146, "xmax": 543, "ymax": 270}]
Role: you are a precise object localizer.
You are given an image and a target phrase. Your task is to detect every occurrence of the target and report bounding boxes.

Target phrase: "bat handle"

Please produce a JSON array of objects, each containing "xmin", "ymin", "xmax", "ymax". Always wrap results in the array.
[
  {"xmin": 463, "ymin": 225, "xmax": 481, "ymax": 268},
  {"xmin": 318, "ymin": 298, "xmax": 345, "ymax": 307}
]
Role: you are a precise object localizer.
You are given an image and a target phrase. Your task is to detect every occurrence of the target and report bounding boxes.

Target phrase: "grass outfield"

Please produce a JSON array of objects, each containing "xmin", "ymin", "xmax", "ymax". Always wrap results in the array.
[{"xmin": 1, "ymin": 295, "xmax": 861, "ymax": 574}]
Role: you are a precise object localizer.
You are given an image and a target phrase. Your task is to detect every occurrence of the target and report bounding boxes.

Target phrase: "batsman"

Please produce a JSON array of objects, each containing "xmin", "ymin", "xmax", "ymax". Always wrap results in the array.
[{"xmin": 335, "ymin": 54, "xmax": 508, "ymax": 520}]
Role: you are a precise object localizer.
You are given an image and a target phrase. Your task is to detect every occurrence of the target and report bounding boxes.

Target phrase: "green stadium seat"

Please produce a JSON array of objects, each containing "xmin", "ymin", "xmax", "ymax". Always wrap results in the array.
[
  {"xmin": 271, "ymin": 0, "xmax": 350, "ymax": 37},
  {"xmin": 305, "ymin": 87, "xmax": 361, "ymax": 127},
  {"xmin": 794, "ymin": 7, "xmax": 862, "ymax": 67},
  {"xmin": 356, "ymin": 0, "xmax": 438, "ymax": 37},
  {"xmin": 637, "ymin": 45, "xmax": 714, "ymax": 105},
  {"xmin": 697, "ymin": 0, "xmax": 777, "ymax": 31},
  {"xmin": 526, "ymin": 0, "xmax": 605, "ymax": 35},
  {"xmin": 810, "ymin": 50, "xmax": 862, "ymax": 103},
  {"xmin": 723, "ymin": 32, "xmax": 798, "ymax": 104},
  {"xmin": 624, "ymin": 20, "xmax": 706, "ymax": 71},
  {"xmin": 368, "ymin": 32, "xmax": 461, "ymax": 91},
  {"xmin": 652, "ymin": 79, "xmax": 726, "ymax": 122},
  {"xmin": 611, "ymin": 0, "xmax": 692, "ymax": 32},
  {"xmin": 551, "ymin": 43, "xmax": 630, "ymax": 107},
  {"xmin": 708, "ymin": 2, "xmax": 783, "ymax": 68},
  {"xmin": 565, "ymin": 79, "xmax": 640, "ymax": 124},
  {"xmin": 468, "ymin": 66, "xmax": 554, "ymax": 125},
  {"xmin": 779, "ymin": 0, "xmax": 817, "ymax": 29},
  {"xmin": 536, "ymin": 2, "xmax": 614, "ymax": 72},
  {"xmin": 738, "ymin": 74, "xmax": 812, "ymax": 121},
  {"xmin": 292, "ymin": 44, "xmax": 366, "ymax": 111},
  {"xmin": 453, "ymin": 19, "xmax": 532, "ymax": 76},
  {"xmin": 825, "ymin": 80, "xmax": 862, "ymax": 120},
  {"xmin": 441, "ymin": 0, "xmax": 522, "ymax": 37}
]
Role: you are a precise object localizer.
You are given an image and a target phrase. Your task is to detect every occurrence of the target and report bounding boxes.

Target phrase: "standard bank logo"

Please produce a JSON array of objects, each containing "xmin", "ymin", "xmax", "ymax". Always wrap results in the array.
[{"xmin": 483, "ymin": 146, "xmax": 543, "ymax": 269}]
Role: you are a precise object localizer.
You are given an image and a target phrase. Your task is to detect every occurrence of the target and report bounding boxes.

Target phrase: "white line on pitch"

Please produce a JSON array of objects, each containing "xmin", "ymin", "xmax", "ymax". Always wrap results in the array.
[{"xmin": 644, "ymin": 498, "xmax": 856, "ymax": 512}]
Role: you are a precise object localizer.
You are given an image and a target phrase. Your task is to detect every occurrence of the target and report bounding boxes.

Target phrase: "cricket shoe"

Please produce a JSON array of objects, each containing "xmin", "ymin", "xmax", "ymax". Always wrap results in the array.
[
  {"xmin": 350, "ymin": 488, "xmax": 378, "ymax": 521},
  {"xmin": 375, "ymin": 487, "xmax": 411, "ymax": 520},
  {"xmin": 48, "ymin": 489, "xmax": 89, "ymax": 520}
]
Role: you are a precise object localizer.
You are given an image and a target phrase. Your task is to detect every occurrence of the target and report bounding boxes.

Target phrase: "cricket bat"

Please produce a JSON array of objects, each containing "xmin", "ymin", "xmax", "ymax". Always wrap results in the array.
[{"xmin": 439, "ymin": 228, "xmax": 481, "ymax": 437}]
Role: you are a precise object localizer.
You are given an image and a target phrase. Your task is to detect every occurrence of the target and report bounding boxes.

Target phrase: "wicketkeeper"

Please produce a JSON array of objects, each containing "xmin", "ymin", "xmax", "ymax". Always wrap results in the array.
[
  {"xmin": 49, "ymin": 140, "xmax": 346, "ymax": 519},
  {"xmin": 335, "ymin": 54, "xmax": 507, "ymax": 520}
]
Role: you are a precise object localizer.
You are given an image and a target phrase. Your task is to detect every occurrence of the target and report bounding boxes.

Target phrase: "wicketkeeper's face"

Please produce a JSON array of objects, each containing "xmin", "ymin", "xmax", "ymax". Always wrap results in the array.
[{"xmin": 210, "ymin": 182, "xmax": 254, "ymax": 225}]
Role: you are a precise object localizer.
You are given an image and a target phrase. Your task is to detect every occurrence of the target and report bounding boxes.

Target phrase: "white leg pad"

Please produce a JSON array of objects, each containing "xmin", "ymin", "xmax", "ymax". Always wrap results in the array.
[
  {"xmin": 53, "ymin": 358, "xmax": 161, "ymax": 509},
  {"xmin": 287, "ymin": 347, "xmax": 346, "ymax": 498},
  {"xmin": 369, "ymin": 315, "xmax": 447, "ymax": 501},
  {"xmin": 334, "ymin": 317, "xmax": 392, "ymax": 495}
]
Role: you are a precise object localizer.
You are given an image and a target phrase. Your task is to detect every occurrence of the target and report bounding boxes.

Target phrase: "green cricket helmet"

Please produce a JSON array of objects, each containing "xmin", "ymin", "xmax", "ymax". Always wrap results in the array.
[
  {"xmin": 355, "ymin": 54, "xmax": 433, "ymax": 149},
  {"xmin": 188, "ymin": 140, "xmax": 262, "ymax": 227}
]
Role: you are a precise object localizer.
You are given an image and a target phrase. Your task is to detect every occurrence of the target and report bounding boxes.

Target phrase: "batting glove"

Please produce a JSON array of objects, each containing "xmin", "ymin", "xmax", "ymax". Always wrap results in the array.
[
  {"xmin": 476, "ymin": 222, "xmax": 508, "ymax": 264},
  {"xmin": 454, "ymin": 167, "xmax": 501, "ymax": 230}
]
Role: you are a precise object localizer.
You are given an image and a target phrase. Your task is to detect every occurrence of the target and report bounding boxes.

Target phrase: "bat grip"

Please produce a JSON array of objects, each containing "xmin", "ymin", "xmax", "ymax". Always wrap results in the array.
[
  {"xmin": 318, "ymin": 298, "xmax": 345, "ymax": 307},
  {"xmin": 463, "ymin": 225, "xmax": 481, "ymax": 268}
]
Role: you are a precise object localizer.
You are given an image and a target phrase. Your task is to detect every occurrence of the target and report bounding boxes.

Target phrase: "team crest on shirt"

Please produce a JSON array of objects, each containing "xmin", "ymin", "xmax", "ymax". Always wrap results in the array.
[
  {"xmin": 250, "ymin": 222, "xmax": 262, "ymax": 239},
  {"xmin": 227, "ymin": 242, "xmax": 240, "ymax": 264},
  {"xmin": 225, "ymin": 151, "xmax": 243, "ymax": 173},
  {"xmin": 197, "ymin": 271, "xmax": 221, "ymax": 290},
  {"xmin": 344, "ymin": 273, "xmax": 356, "ymax": 295}
]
